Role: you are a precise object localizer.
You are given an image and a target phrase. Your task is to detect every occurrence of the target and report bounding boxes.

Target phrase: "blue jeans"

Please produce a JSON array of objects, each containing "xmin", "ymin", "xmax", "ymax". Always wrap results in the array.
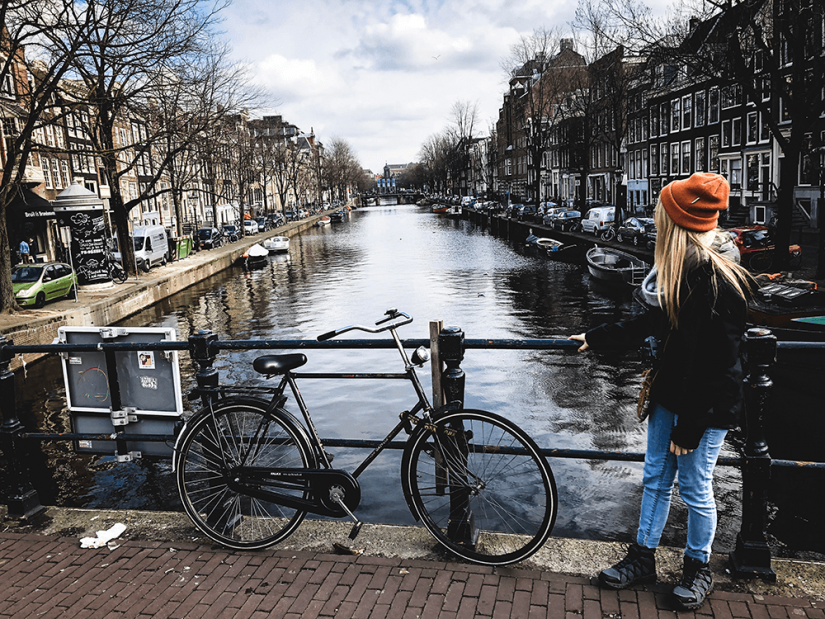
[{"xmin": 636, "ymin": 404, "xmax": 727, "ymax": 564}]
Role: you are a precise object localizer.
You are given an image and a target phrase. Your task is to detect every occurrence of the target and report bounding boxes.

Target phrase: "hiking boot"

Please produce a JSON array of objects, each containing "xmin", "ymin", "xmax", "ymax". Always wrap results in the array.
[
  {"xmin": 598, "ymin": 543, "xmax": 657, "ymax": 589},
  {"xmin": 672, "ymin": 556, "xmax": 714, "ymax": 610}
]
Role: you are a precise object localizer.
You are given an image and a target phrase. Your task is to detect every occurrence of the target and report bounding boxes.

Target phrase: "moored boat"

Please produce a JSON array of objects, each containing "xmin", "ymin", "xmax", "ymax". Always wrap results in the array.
[
  {"xmin": 329, "ymin": 210, "xmax": 346, "ymax": 223},
  {"xmin": 316, "ymin": 216, "xmax": 331, "ymax": 226},
  {"xmin": 263, "ymin": 236, "xmax": 290, "ymax": 253},
  {"xmin": 446, "ymin": 204, "xmax": 462, "ymax": 218},
  {"xmin": 431, "ymin": 204, "xmax": 449, "ymax": 214},
  {"xmin": 241, "ymin": 243, "xmax": 269, "ymax": 267},
  {"xmin": 586, "ymin": 246, "xmax": 650, "ymax": 286}
]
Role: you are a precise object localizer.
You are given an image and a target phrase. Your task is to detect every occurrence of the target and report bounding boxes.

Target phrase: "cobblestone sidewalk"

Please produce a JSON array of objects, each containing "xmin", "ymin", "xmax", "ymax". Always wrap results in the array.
[{"xmin": 1, "ymin": 532, "xmax": 822, "ymax": 619}]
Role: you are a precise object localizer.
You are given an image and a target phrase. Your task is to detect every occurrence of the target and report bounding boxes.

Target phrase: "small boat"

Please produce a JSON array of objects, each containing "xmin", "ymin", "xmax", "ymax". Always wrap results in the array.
[
  {"xmin": 315, "ymin": 216, "xmax": 331, "ymax": 226},
  {"xmin": 446, "ymin": 204, "xmax": 462, "ymax": 218},
  {"xmin": 263, "ymin": 236, "xmax": 290, "ymax": 253},
  {"xmin": 586, "ymin": 247, "xmax": 650, "ymax": 286},
  {"xmin": 329, "ymin": 211, "xmax": 346, "ymax": 223},
  {"xmin": 241, "ymin": 243, "xmax": 269, "ymax": 266},
  {"xmin": 431, "ymin": 204, "xmax": 449, "ymax": 214}
]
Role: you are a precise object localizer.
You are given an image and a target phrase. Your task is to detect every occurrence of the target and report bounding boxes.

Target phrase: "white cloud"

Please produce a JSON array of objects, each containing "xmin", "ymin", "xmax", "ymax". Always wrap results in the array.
[{"xmin": 221, "ymin": 0, "xmax": 625, "ymax": 170}]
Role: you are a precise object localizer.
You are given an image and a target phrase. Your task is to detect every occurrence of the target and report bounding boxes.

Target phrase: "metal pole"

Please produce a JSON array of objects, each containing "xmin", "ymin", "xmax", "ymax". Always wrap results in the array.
[
  {"xmin": 189, "ymin": 330, "xmax": 219, "ymax": 405},
  {"xmin": 439, "ymin": 326, "xmax": 475, "ymax": 545},
  {"xmin": 0, "ymin": 335, "xmax": 43, "ymax": 519},
  {"xmin": 730, "ymin": 327, "xmax": 777, "ymax": 581},
  {"xmin": 429, "ymin": 320, "xmax": 444, "ymax": 409}
]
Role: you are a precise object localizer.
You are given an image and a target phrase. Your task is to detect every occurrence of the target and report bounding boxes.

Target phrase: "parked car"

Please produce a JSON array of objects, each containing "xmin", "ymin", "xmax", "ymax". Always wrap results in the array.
[
  {"xmin": 254, "ymin": 217, "xmax": 270, "ymax": 233},
  {"xmin": 266, "ymin": 213, "xmax": 285, "ymax": 228},
  {"xmin": 542, "ymin": 207, "xmax": 568, "ymax": 225},
  {"xmin": 243, "ymin": 219, "xmax": 259, "ymax": 235},
  {"xmin": 196, "ymin": 227, "xmax": 223, "ymax": 250},
  {"xmin": 506, "ymin": 203, "xmax": 523, "ymax": 218},
  {"xmin": 616, "ymin": 217, "xmax": 655, "ymax": 246},
  {"xmin": 723, "ymin": 226, "xmax": 802, "ymax": 271},
  {"xmin": 581, "ymin": 206, "xmax": 615, "ymax": 235},
  {"xmin": 516, "ymin": 204, "xmax": 538, "ymax": 221},
  {"xmin": 221, "ymin": 225, "xmax": 239, "ymax": 242},
  {"xmin": 550, "ymin": 210, "xmax": 582, "ymax": 231},
  {"xmin": 284, "ymin": 210, "xmax": 297, "ymax": 222},
  {"xmin": 12, "ymin": 262, "xmax": 77, "ymax": 308}
]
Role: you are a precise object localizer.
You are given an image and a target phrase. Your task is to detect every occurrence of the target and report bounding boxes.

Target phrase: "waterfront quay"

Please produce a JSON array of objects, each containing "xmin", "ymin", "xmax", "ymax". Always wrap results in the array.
[{"xmin": 0, "ymin": 206, "xmax": 823, "ymax": 617}]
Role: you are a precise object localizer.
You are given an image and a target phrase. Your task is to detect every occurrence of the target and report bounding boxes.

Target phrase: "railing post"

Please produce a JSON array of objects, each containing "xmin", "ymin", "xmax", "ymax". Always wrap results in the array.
[
  {"xmin": 0, "ymin": 335, "xmax": 44, "ymax": 519},
  {"xmin": 730, "ymin": 328, "xmax": 777, "ymax": 581},
  {"xmin": 439, "ymin": 326, "xmax": 465, "ymax": 409},
  {"xmin": 189, "ymin": 330, "xmax": 219, "ymax": 405},
  {"xmin": 438, "ymin": 326, "xmax": 476, "ymax": 545}
]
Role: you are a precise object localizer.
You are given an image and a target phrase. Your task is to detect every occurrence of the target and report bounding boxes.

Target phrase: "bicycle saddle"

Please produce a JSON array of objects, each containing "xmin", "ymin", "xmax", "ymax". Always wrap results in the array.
[{"xmin": 253, "ymin": 354, "xmax": 307, "ymax": 375}]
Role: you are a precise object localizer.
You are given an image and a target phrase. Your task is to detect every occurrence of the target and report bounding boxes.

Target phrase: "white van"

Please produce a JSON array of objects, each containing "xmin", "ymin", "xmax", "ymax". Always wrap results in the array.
[
  {"xmin": 581, "ymin": 206, "xmax": 615, "ymax": 235},
  {"xmin": 113, "ymin": 225, "xmax": 169, "ymax": 271}
]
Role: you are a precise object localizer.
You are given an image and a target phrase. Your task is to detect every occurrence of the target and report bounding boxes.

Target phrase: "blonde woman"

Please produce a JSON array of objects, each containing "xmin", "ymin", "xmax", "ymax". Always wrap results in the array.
[{"xmin": 570, "ymin": 173, "xmax": 751, "ymax": 611}]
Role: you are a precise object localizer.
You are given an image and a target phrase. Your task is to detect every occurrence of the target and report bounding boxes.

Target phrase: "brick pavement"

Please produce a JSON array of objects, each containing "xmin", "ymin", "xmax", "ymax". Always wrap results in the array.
[{"xmin": 0, "ymin": 532, "xmax": 821, "ymax": 619}]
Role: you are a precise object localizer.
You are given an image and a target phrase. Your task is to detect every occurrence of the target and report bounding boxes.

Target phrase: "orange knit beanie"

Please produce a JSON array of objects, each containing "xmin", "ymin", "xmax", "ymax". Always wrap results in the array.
[{"xmin": 660, "ymin": 173, "xmax": 729, "ymax": 231}]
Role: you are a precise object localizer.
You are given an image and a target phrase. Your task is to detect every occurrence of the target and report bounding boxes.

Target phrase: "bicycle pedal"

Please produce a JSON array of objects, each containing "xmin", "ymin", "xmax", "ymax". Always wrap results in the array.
[{"xmin": 348, "ymin": 522, "xmax": 363, "ymax": 540}]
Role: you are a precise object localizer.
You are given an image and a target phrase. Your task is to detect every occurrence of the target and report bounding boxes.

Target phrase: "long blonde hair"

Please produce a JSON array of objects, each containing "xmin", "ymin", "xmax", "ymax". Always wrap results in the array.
[{"xmin": 653, "ymin": 200, "xmax": 751, "ymax": 328}]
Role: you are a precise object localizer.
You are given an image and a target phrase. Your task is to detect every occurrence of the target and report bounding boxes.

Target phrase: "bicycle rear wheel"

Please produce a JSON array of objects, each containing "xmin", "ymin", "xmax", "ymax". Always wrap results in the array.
[
  {"xmin": 402, "ymin": 410, "xmax": 557, "ymax": 566},
  {"xmin": 176, "ymin": 398, "xmax": 313, "ymax": 550}
]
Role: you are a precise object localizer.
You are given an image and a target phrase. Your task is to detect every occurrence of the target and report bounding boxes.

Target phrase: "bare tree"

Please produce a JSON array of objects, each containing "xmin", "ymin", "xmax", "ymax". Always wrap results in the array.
[
  {"xmin": 54, "ymin": 0, "xmax": 227, "ymax": 275},
  {"xmin": 0, "ymin": 0, "xmax": 102, "ymax": 311}
]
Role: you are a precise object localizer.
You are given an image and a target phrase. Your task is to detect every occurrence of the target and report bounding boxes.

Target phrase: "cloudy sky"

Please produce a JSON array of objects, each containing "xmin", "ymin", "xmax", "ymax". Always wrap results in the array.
[{"xmin": 221, "ymin": 0, "xmax": 595, "ymax": 173}]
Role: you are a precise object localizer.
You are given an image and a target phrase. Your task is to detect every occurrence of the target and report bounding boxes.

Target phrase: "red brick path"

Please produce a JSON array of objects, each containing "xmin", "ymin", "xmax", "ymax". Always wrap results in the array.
[{"xmin": 0, "ymin": 532, "xmax": 821, "ymax": 618}]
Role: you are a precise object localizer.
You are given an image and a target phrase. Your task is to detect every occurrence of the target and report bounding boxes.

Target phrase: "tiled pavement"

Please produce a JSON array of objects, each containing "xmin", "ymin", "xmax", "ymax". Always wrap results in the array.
[{"xmin": 0, "ymin": 532, "xmax": 821, "ymax": 618}]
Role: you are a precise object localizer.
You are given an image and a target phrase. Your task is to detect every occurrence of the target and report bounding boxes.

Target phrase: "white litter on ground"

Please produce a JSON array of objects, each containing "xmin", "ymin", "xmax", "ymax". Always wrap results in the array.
[{"xmin": 80, "ymin": 523, "xmax": 127, "ymax": 548}]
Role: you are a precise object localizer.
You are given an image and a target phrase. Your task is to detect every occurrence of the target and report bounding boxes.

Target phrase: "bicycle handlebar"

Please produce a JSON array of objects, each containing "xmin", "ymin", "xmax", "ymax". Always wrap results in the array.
[{"xmin": 316, "ymin": 310, "xmax": 413, "ymax": 341}]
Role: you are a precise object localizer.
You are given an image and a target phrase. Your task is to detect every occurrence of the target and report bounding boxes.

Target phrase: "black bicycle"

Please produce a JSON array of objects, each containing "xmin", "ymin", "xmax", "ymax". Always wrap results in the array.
[{"xmin": 174, "ymin": 310, "xmax": 557, "ymax": 565}]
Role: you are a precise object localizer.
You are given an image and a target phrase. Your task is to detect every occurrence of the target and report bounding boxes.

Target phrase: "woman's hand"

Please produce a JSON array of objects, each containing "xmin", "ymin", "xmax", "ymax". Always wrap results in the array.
[
  {"xmin": 569, "ymin": 333, "xmax": 589, "ymax": 352},
  {"xmin": 670, "ymin": 442, "xmax": 694, "ymax": 456}
]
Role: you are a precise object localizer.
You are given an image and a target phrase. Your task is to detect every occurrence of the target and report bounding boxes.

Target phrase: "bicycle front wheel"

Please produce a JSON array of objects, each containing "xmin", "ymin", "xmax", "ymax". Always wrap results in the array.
[
  {"xmin": 176, "ymin": 399, "xmax": 313, "ymax": 550},
  {"xmin": 402, "ymin": 410, "xmax": 557, "ymax": 566}
]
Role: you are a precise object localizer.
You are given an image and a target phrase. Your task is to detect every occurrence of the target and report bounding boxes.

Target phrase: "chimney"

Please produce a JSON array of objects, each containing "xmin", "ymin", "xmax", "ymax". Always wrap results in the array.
[{"xmin": 560, "ymin": 39, "xmax": 574, "ymax": 52}]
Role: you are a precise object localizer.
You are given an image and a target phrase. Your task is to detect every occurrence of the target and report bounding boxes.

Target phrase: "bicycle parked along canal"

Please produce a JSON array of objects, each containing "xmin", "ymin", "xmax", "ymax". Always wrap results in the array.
[{"xmin": 174, "ymin": 309, "xmax": 558, "ymax": 566}]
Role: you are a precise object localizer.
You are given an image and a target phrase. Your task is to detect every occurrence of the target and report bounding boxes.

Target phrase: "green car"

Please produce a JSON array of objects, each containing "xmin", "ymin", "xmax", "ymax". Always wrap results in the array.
[{"xmin": 13, "ymin": 262, "xmax": 77, "ymax": 308}]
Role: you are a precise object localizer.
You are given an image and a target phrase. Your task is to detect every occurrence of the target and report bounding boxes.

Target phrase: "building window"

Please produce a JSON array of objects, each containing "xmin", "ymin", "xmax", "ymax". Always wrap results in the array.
[
  {"xmin": 682, "ymin": 95, "xmax": 692, "ymax": 129},
  {"xmin": 747, "ymin": 112, "xmax": 758, "ymax": 144},
  {"xmin": 42, "ymin": 157, "xmax": 52, "ymax": 189},
  {"xmin": 650, "ymin": 144, "xmax": 659, "ymax": 175},
  {"xmin": 660, "ymin": 102, "xmax": 669, "ymax": 135},
  {"xmin": 709, "ymin": 135, "xmax": 719, "ymax": 172},
  {"xmin": 732, "ymin": 117, "xmax": 742, "ymax": 146},
  {"xmin": 681, "ymin": 141, "xmax": 691, "ymax": 174},
  {"xmin": 61, "ymin": 160, "xmax": 70, "ymax": 187},
  {"xmin": 642, "ymin": 149, "xmax": 648, "ymax": 177},
  {"xmin": 671, "ymin": 99, "xmax": 680, "ymax": 132},
  {"xmin": 754, "ymin": 204, "xmax": 766, "ymax": 224},
  {"xmin": 730, "ymin": 158, "xmax": 742, "ymax": 187},
  {"xmin": 51, "ymin": 159, "xmax": 62, "ymax": 189},
  {"xmin": 661, "ymin": 143, "xmax": 669, "ymax": 176},
  {"xmin": 747, "ymin": 153, "xmax": 759, "ymax": 189},
  {"xmin": 670, "ymin": 142, "xmax": 680, "ymax": 174},
  {"xmin": 760, "ymin": 113, "xmax": 771, "ymax": 142},
  {"xmin": 651, "ymin": 106, "xmax": 659, "ymax": 137},
  {"xmin": 695, "ymin": 137, "xmax": 706, "ymax": 172},
  {"xmin": 708, "ymin": 87, "xmax": 719, "ymax": 124},
  {"xmin": 722, "ymin": 120, "xmax": 731, "ymax": 147},
  {"xmin": 694, "ymin": 90, "xmax": 705, "ymax": 127}
]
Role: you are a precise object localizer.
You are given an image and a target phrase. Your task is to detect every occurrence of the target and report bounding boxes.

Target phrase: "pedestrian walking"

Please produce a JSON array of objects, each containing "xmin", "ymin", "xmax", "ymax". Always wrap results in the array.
[
  {"xmin": 19, "ymin": 239, "xmax": 30, "ymax": 263},
  {"xmin": 569, "ymin": 173, "xmax": 751, "ymax": 611}
]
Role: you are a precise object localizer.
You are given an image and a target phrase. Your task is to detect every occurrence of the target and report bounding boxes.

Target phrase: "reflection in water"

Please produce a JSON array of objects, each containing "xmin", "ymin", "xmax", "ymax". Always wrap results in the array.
[{"xmin": 12, "ymin": 205, "xmax": 819, "ymax": 558}]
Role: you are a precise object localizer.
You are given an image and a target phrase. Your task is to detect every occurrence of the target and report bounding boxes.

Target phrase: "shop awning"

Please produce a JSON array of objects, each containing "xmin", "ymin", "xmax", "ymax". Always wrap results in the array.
[{"xmin": 8, "ymin": 187, "xmax": 55, "ymax": 219}]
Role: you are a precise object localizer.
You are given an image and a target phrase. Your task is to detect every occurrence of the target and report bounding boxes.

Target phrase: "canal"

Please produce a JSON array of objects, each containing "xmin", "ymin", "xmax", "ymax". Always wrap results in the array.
[{"xmin": 15, "ymin": 204, "xmax": 823, "ymax": 559}]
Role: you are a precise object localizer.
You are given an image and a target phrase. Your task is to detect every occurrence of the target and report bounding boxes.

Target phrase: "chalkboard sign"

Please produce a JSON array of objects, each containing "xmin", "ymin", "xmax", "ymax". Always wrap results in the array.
[{"xmin": 55, "ymin": 208, "xmax": 110, "ymax": 285}]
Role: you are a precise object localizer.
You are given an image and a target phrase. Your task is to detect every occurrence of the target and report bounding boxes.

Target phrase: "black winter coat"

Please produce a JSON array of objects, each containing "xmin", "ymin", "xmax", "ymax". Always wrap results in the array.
[{"xmin": 585, "ymin": 262, "xmax": 747, "ymax": 449}]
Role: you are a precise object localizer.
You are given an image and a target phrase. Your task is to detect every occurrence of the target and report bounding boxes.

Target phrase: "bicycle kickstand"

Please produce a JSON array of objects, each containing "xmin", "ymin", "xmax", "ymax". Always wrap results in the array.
[{"xmin": 329, "ymin": 486, "xmax": 363, "ymax": 540}]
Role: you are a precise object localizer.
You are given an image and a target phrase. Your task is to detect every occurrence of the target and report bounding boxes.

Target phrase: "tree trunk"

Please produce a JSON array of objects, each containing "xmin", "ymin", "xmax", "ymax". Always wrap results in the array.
[
  {"xmin": 0, "ymin": 204, "xmax": 19, "ymax": 313},
  {"xmin": 774, "ymin": 141, "xmax": 800, "ymax": 272}
]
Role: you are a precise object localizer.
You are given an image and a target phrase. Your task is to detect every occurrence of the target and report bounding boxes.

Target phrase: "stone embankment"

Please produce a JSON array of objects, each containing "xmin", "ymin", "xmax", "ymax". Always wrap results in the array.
[{"xmin": 0, "ymin": 213, "xmax": 329, "ymax": 371}]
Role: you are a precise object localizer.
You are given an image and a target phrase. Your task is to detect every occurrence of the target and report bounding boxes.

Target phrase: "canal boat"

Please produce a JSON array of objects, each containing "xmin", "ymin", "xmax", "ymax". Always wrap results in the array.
[
  {"xmin": 241, "ymin": 243, "xmax": 269, "ymax": 267},
  {"xmin": 586, "ymin": 246, "xmax": 650, "ymax": 286},
  {"xmin": 329, "ymin": 210, "xmax": 346, "ymax": 223},
  {"xmin": 431, "ymin": 204, "xmax": 449, "ymax": 214},
  {"xmin": 446, "ymin": 204, "xmax": 462, "ymax": 218},
  {"xmin": 316, "ymin": 216, "xmax": 331, "ymax": 226},
  {"xmin": 263, "ymin": 236, "xmax": 290, "ymax": 253}
]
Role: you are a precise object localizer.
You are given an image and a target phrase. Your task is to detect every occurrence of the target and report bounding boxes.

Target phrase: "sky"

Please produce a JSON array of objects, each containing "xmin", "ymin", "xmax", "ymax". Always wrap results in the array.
[{"xmin": 221, "ymin": 0, "xmax": 598, "ymax": 174}]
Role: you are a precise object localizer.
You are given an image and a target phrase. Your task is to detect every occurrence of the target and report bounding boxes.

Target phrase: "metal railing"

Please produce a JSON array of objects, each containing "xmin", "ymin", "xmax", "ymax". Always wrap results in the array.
[{"xmin": 1, "ymin": 325, "xmax": 823, "ymax": 581}]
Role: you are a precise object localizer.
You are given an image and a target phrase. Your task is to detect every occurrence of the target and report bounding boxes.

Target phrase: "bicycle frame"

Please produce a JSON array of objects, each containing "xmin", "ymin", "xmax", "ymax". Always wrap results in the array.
[{"xmin": 270, "ymin": 321, "xmax": 436, "ymax": 478}]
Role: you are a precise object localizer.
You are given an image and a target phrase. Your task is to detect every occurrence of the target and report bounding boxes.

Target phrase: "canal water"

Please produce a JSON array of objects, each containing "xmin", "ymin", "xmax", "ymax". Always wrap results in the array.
[{"xmin": 15, "ymin": 204, "xmax": 822, "ymax": 558}]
